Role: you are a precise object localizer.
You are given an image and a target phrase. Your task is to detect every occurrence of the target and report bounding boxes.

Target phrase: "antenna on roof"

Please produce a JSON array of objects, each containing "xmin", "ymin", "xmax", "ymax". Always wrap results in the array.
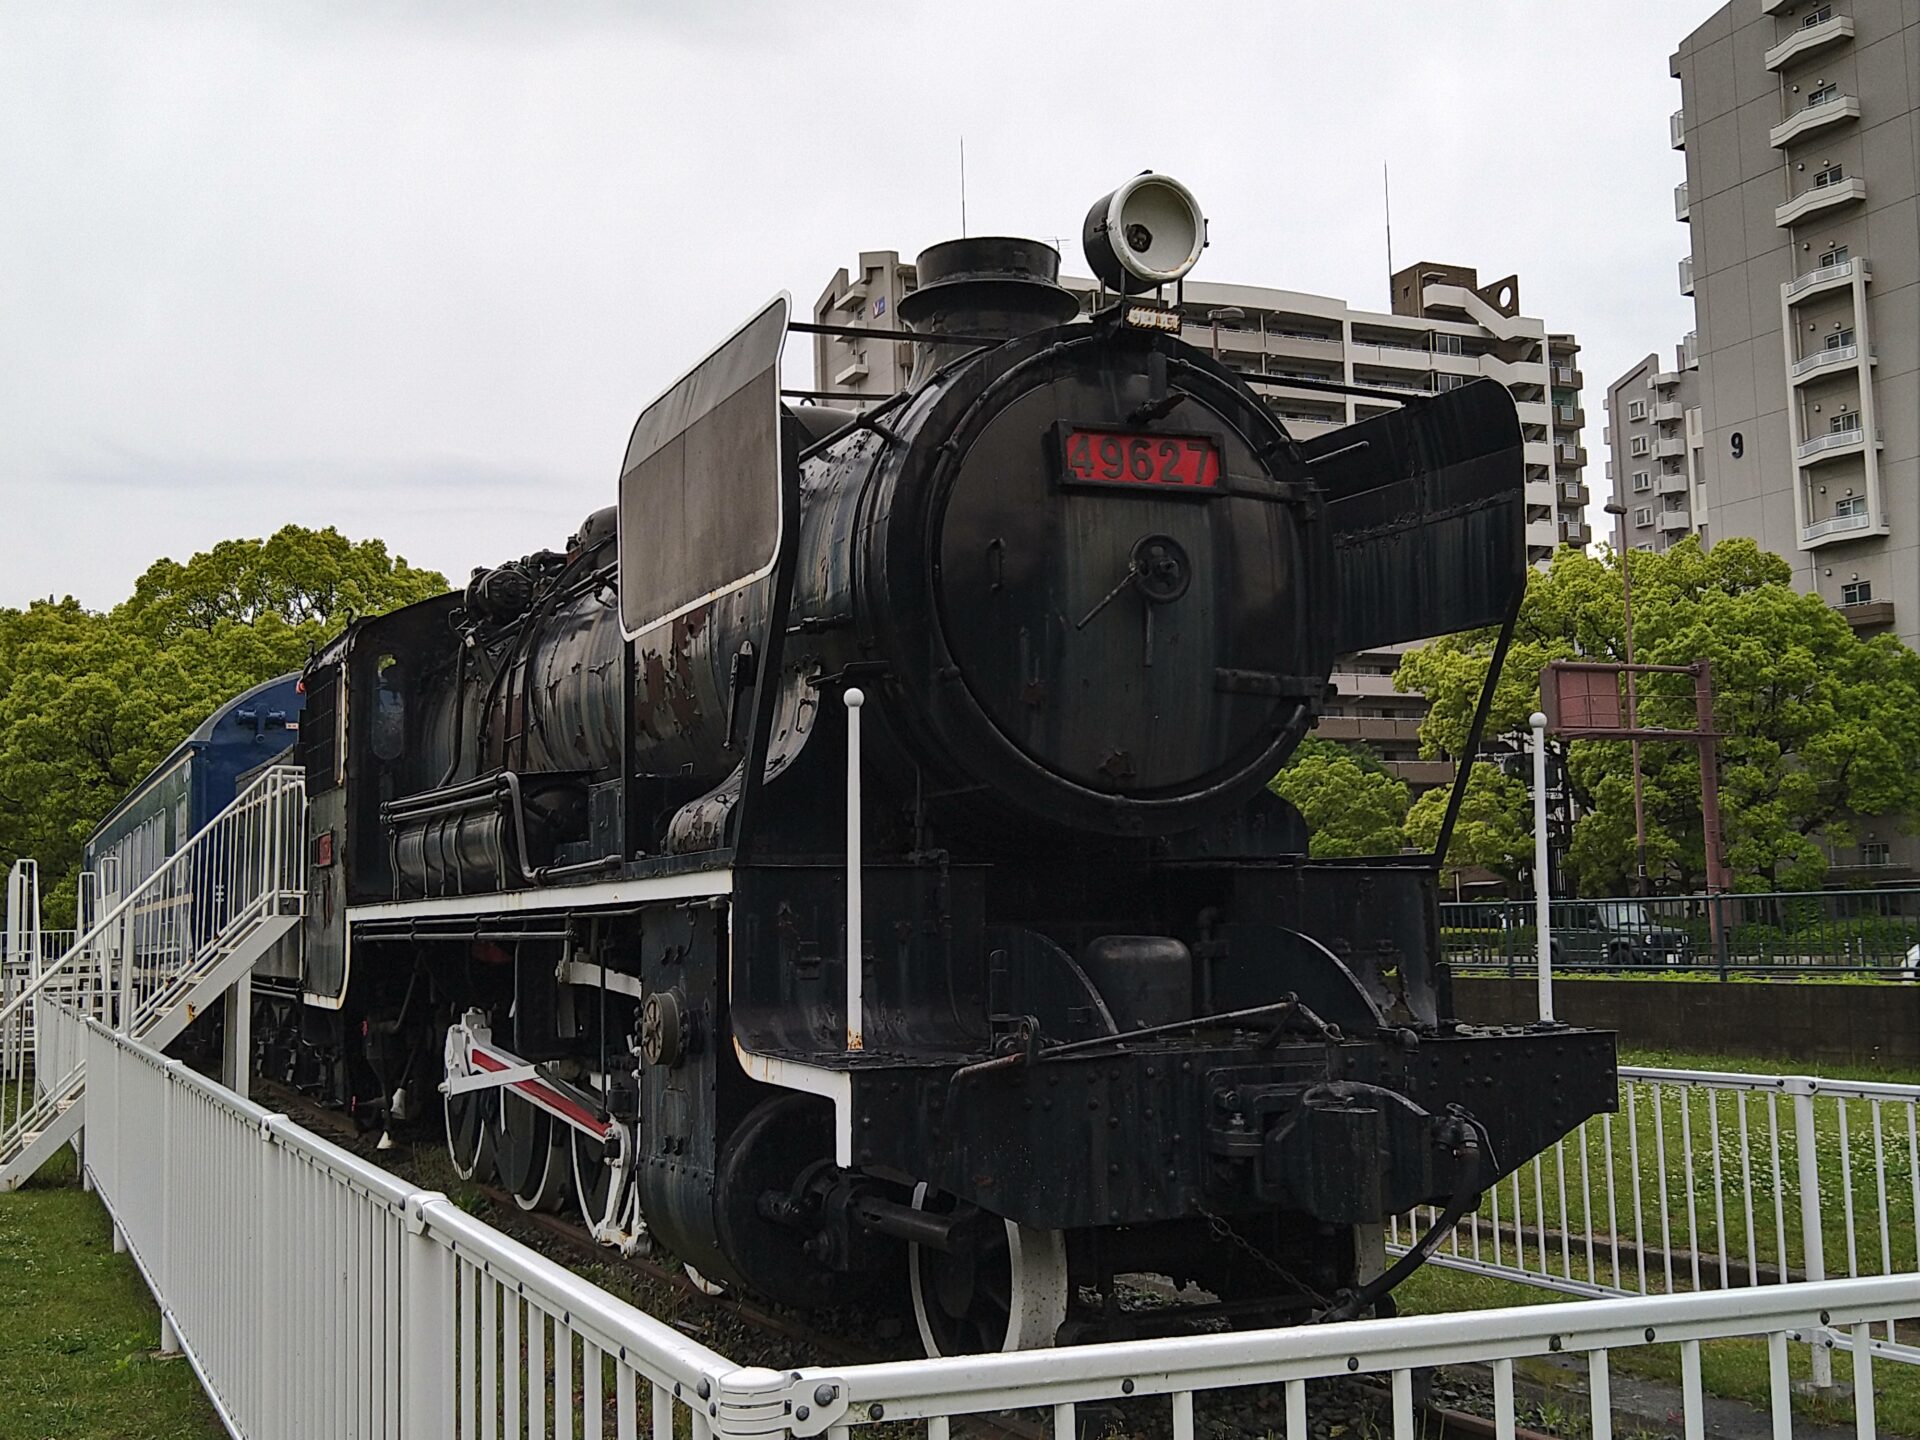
[{"xmin": 1383, "ymin": 162, "xmax": 1395, "ymax": 288}]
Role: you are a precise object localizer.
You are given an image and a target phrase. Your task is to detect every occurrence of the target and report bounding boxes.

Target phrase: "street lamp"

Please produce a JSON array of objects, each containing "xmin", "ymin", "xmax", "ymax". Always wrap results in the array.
[
  {"xmin": 1207, "ymin": 306, "xmax": 1245, "ymax": 360},
  {"xmin": 1602, "ymin": 500, "xmax": 1650, "ymax": 894}
]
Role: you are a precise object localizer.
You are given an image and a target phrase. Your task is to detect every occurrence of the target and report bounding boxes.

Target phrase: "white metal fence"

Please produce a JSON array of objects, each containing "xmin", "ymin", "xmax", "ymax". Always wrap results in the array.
[
  {"xmin": 1388, "ymin": 1063, "xmax": 1920, "ymax": 1387},
  {"xmin": 84, "ymin": 1013, "xmax": 737, "ymax": 1440},
  {"xmin": 73, "ymin": 1004, "xmax": 1920, "ymax": 1440},
  {"xmin": 726, "ymin": 1277, "xmax": 1916, "ymax": 1440}
]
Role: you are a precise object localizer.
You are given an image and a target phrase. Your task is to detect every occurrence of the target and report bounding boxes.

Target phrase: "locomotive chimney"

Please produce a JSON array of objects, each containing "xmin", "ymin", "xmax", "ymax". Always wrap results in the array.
[{"xmin": 896, "ymin": 236, "xmax": 1080, "ymax": 385}]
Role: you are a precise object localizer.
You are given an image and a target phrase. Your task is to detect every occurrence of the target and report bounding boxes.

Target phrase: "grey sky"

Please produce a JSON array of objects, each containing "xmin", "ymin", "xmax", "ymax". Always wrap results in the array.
[{"xmin": 3, "ymin": 1, "xmax": 1716, "ymax": 609}]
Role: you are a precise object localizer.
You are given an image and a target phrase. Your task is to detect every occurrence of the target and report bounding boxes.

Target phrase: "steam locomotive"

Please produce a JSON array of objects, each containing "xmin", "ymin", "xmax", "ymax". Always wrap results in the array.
[{"xmin": 261, "ymin": 174, "xmax": 1616, "ymax": 1353}]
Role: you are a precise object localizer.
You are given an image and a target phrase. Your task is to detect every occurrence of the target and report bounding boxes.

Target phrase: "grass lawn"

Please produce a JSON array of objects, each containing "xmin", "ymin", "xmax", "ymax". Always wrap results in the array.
[{"xmin": 0, "ymin": 1142, "xmax": 223, "ymax": 1440}]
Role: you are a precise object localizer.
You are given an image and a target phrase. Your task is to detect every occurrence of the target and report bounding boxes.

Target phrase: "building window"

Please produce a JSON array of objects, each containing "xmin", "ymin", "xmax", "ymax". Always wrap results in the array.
[
  {"xmin": 1830, "ymin": 412, "xmax": 1863, "ymax": 435},
  {"xmin": 1807, "ymin": 83, "xmax": 1839, "ymax": 108},
  {"xmin": 1818, "ymin": 244, "xmax": 1850, "ymax": 268},
  {"xmin": 1813, "ymin": 164, "xmax": 1846, "ymax": 190},
  {"xmin": 1861, "ymin": 842, "xmax": 1892, "ymax": 866},
  {"xmin": 1432, "ymin": 333, "xmax": 1462, "ymax": 356},
  {"xmin": 1834, "ymin": 494, "xmax": 1867, "ymax": 518},
  {"xmin": 1630, "ymin": 435, "xmax": 1651, "ymax": 456},
  {"xmin": 1633, "ymin": 506, "xmax": 1654, "ymax": 527},
  {"xmin": 1632, "ymin": 470, "xmax": 1653, "ymax": 492},
  {"xmin": 1627, "ymin": 399, "xmax": 1648, "ymax": 421},
  {"xmin": 1842, "ymin": 579, "xmax": 1872, "ymax": 605},
  {"xmin": 1434, "ymin": 373, "xmax": 1467, "ymax": 392},
  {"xmin": 1825, "ymin": 328, "xmax": 1856, "ymax": 350},
  {"xmin": 1802, "ymin": 4, "xmax": 1833, "ymax": 25}
]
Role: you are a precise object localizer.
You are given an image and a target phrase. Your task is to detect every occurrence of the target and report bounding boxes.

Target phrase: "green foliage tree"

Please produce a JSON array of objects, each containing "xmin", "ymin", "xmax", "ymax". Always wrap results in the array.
[
  {"xmin": 1404, "ymin": 762, "xmax": 1533, "ymax": 886},
  {"xmin": 1394, "ymin": 537, "xmax": 1920, "ymax": 893},
  {"xmin": 0, "ymin": 526, "xmax": 447, "ymax": 922},
  {"xmin": 1269, "ymin": 736, "xmax": 1410, "ymax": 858}
]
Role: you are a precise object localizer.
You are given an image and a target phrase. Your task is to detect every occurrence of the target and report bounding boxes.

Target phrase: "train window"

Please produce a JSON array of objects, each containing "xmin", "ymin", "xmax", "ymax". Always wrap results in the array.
[
  {"xmin": 303, "ymin": 664, "xmax": 342, "ymax": 793},
  {"xmin": 619, "ymin": 295, "xmax": 789, "ymax": 639},
  {"xmin": 371, "ymin": 654, "xmax": 406, "ymax": 762}
]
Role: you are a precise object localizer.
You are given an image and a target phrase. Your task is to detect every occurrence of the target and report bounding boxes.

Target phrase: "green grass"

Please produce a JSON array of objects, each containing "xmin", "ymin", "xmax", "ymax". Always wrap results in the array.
[{"xmin": 0, "ymin": 1145, "xmax": 223, "ymax": 1440}]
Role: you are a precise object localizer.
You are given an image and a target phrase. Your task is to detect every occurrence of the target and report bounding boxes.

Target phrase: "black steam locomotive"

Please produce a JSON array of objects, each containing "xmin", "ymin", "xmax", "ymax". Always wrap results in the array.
[{"xmin": 263, "ymin": 174, "xmax": 1615, "ymax": 1353}]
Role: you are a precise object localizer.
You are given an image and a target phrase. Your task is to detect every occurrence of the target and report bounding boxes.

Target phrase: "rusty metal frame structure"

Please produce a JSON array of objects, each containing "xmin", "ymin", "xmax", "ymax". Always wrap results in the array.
[{"xmin": 1540, "ymin": 658, "xmax": 1731, "ymax": 905}]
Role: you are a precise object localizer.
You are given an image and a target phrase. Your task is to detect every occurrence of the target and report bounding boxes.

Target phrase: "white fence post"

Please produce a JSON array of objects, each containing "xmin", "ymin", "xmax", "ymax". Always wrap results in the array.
[
  {"xmin": 157, "ymin": 1057, "xmax": 181, "ymax": 1355},
  {"xmin": 403, "ymin": 1192, "xmax": 456, "ymax": 1440},
  {"xmin": 1790, "ymin": 1077, "xmax": 1836, "ymax": 1390}
]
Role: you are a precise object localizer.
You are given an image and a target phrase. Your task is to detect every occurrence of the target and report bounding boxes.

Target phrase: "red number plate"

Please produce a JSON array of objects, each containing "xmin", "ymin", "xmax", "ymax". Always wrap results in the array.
[{"xmin": 1060, "ymin": 428, "xmax": 1220, "ymax": 491}]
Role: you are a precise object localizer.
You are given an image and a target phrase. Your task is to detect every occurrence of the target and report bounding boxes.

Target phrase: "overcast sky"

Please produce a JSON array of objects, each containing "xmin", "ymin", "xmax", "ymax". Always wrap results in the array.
[{"xmin": 2, "ymin": 1, "xmax": 1719, "ymax": 609}]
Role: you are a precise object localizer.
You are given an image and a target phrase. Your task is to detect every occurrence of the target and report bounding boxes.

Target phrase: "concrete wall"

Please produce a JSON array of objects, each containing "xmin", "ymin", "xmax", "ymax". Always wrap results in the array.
[{"xmin": 1452, "ymin": 975, "xmax": 1920, "ymax": 1071}]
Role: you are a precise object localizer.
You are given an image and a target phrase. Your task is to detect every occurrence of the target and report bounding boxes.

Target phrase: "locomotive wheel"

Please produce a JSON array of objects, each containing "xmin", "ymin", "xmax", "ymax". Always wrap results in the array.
[
  {"xmin": 444, "ymin": 1084, "xmax": 496, "ymax": 1182},
  {"xmin": 572, "ymin": 1128, "xmax": 619, "ymax": 1233},
  {"xmin": 493, "ymin": 1093, "xmax": 570, "ymax": 1212},
  {"xmin": 908, "ymin": 1183, "xmax": 1068, "ymax": 1356}
]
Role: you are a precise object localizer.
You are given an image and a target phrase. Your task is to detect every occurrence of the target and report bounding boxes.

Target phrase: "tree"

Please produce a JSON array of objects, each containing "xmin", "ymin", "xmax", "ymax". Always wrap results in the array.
[
  {"xmin": 1394, "ymin": 537, "xmax": 1920, "ymax": 893},
  {"xmin": 1404, "ymin": 762, "xmax": 1533, "ymax": 886},
  {"xmin": 1269, "ymin": 737, "xmax": 1410, "ymax": 858},
  {"xmin": 0, "ymin": 527, "xmax": 447, "ymax": 923}
]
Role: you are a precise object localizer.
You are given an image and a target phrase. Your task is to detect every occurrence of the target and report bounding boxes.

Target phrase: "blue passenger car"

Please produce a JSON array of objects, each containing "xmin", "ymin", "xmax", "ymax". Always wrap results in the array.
[{"xmin": 83, "ymin": 673, "xmax": 304, "ymax": 898}]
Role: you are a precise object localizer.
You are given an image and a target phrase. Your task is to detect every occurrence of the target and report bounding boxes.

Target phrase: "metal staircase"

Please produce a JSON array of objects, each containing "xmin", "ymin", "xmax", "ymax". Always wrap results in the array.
[{"xmin": 0, "ymin": 766, "xmax": 305, "ymax": 1190}]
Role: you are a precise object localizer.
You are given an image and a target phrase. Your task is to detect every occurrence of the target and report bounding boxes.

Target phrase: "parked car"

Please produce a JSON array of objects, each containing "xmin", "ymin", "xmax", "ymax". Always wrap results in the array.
[{"xmin": 1549, "ymin": 900, "xmax": 1690, "ymax": 967}]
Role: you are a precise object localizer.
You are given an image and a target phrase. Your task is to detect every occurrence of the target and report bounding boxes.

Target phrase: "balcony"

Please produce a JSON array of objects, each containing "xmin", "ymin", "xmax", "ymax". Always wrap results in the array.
[
  {"xmin": 1679, "ymin": 256, "xmax": 1695, "ymax": 296},
  {"xmin": 832, "ymin": 359, "xmax": 869, "ymax": 386},
  {"xmin": 1384, "ymin": 759, "xmax": 1455, "ymax": 787},
  {"xmin": 1797, "ymin": 425, "xmax": 1879, "ymax": 463},
  {"xmin": 1760, "ymin": 0, "xmax": 1794, "ymax": 11},
  {"xmin": 1552, "ymin": 365, "xmax": 1581, "ymax": 387},
  {"xmin": 1559, "ymin": 480, "xmax": 1589, "ymax": 506},
  {"xmin": 1656, "ymin": 436, "xmax": 1686, "ymax": 459},
  {"xmin": 1525, "ymin": 518, "xmax": 1559, "ymax": 551},
  {"xmin": 1790, "ymin": 342, "xmax": 1869, "ymax": 381},
  {"xmin": 1802, "ymin": 511, "xmax": 1872, "ymax": 544},
  {"xmin": 1560, "ymin": 519, "xmax": 1592, "ymax": 546},
  {"xmin": 830, "ymin": 280, "xmax": 869, "ymax": 313},
  {"xmin": 1556, "ymin": 442, "xmax": 1587, "ymax": 466},
  {"xmin": 1770, "ymin": 92, "xmax": 1859, "ymax": 148},
  {"xmin": 1838, "ymin": 599, "xmax": 1896, "ymax": 630},
  {"xmin": 1681, "ymin": 332, "xmax": 1698, "ymax": 368},
  {"xmin": 1776, "ymin": 174, "xmax": 1867, "ymax": 227},
  {"xmin": 1658, "ymin": 472, "xmax": 1691, "ymax": 497},
  {"xmin": 1317, "ymin": 715, "xmax": 1424, "ymax": 745},
  {"xmin": 1653, "ymin": 400, "xmax": 1684, "ymax": 424},
  {"xmin": 1657, "ymin": 508, "xmax": 1693, "ymax": 534},
  {"xmin": 1764, "ymin": 13, "xmax": 1855, "ymax": 72},
  {"xmin": 1670, "ymin": 108, "xmax": 1686, "ymax": 150},
  {"xmin": 1674, "ymin": 182, "xmax": 1690, "ymax": 222},
  {"xmin": 1784, "ymin": 255, "xmax": 1868, "ymax": 303},
  {"xmin": 1556, "ymin": 404, "xmax": 1584, "ymax": 427},
  {"xmin": 1652, "ymin": 367, "xmax": 1682, "ymax": 390}
]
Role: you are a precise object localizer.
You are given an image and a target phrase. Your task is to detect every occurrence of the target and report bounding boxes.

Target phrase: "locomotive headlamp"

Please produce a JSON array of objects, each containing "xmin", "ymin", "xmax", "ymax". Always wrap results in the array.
[{"xmin": 1083, "ymin": 172, "xmax": 1206, "ymax": 294}]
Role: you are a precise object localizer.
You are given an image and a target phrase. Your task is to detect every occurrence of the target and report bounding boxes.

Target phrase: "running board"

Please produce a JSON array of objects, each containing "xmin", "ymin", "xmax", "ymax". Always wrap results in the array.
[
  {"xmin": 0, "ymin": 1091, "xmax": 84, "ymax": 1192},
  {"xmin": 137, "ymin": 913, "xmax": 300, "ymax": 1051}
]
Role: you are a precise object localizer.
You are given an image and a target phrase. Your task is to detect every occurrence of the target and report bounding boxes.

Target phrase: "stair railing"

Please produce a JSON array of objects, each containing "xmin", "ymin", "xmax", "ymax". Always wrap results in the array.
[{"xmin": 0, "ymin": 765, "xmax": 306, "ymax": 1166}]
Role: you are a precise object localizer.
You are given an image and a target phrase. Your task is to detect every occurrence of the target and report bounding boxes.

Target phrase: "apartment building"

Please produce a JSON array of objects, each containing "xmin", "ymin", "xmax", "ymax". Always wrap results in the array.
[
  {"xmin": 1669, "ymin": 0, "xmax": 1918, "ymax": 647},
  {"xmin": 813, "ymin": 258, "xmax": 1592, "ymax": 566},
  {"xmin": 1603, "ymin": 347, "xmax": 1709, "ymax": 551},
  {"xmin": 812, "ymin": 255, "xmax": 1590, "ymax": 787}
]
